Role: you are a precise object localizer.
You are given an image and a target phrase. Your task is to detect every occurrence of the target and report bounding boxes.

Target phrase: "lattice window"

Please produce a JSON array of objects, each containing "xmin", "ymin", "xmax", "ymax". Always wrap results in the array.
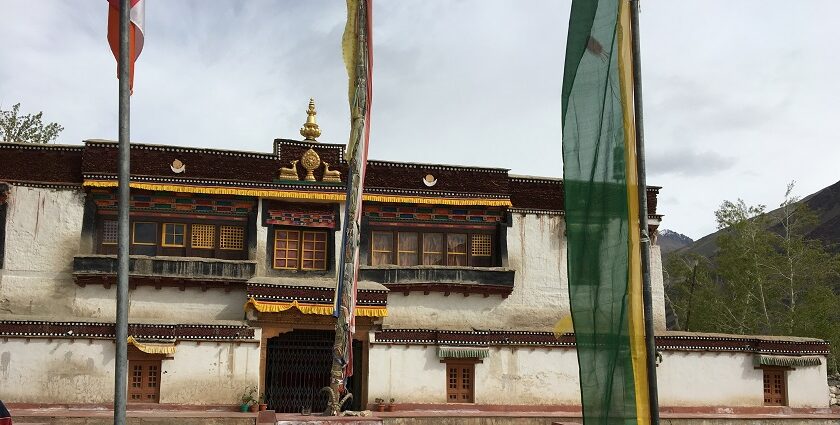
[
  {"xmin": 219, "ymin": 225, "xmax": 245, "ymax": 250},
  {"xmin": 131, "ymin": 365, "xmax": 143, "ymax": 389},
  {"xmin": 446, "ymin": 234, "xmax": 468, "ymax": 266},
  {"xmin": 102, "ymin": 220, "xmax": 118, "ymax": 245},
  {"xmin": 301, "ymin": 231, "xmax": 328, "ymax": 270},
  {"xmin": 191, "ymin": 224, "xmax": 215, "ymax": 249},
  {"xmin": 162, "ymin": 223, "xmax": 186, "ymax": 247},
  {"xmin": 763, "ymin": 367, "xmax": 787, "ymax": 406},
  {"xmin": 274, "ymin": 230, "xmax": 300, "ymax": 269},
  {"xmin": 471, "ymin": 234, "xmax": 491, "ymax": 257},
  {"xmin": 445, "ymin": 361, "xmax": 475, "ymax": 403}
]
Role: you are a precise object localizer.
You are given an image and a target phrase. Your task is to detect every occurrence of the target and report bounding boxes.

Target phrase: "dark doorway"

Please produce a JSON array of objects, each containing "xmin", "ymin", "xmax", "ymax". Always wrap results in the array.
[{"xmin": 264, "ymin": 330, "xmax": 362, "ymax": 413}]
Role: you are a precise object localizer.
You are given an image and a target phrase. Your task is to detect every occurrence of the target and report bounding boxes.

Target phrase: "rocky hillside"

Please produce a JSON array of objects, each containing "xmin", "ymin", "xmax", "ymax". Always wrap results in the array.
[{"xmin": 657, "ymin": 229, "xmax": 694, "ymax": 255}]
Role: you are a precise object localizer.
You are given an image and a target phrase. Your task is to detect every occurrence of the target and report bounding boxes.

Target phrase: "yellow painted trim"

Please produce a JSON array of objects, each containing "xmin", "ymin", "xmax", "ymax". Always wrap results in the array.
[
  {"xmin": 618, "ymin": 1, "xmax": 651, "ymax": 424},
  {"xmin": 161, "ymin": 223, "xmax": 186, "ymax": 248},
  {"xmin": 127, "ymin": 336, "xmax": 177, "ymax": 355},
  {"xmin": 83, "ymin": 180, "xmax": 512, "ymax": 206},
  {"xmin": 245, "ymin": 297, "xmax": 387, "ymax": 317}
]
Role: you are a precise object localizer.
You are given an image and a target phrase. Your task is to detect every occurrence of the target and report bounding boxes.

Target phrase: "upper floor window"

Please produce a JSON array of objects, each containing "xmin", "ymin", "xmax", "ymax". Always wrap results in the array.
[
  {"xmin": 370, "ymin": 230, "xmax": 495, "ymax": 267},
  {"xmin": 272, "ymin": 229, "xmax": 328, "ymax": 271},
  {"xmin": 92, "ymin": 189, "xmax": 256, "ymax": 261}
]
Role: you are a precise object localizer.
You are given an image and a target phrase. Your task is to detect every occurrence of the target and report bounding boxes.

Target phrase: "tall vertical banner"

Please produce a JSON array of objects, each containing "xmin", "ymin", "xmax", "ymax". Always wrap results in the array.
[
  {"xmin": 561, "ymin": 1, "xmax": 650, "ymax": 424},
  {"xmin": 329, "ymin": 0, "xmax": 372, "ymax": 412},
  {"xmin": 107, "ymin": 0, "xmax": 145, "ymax": 92}
]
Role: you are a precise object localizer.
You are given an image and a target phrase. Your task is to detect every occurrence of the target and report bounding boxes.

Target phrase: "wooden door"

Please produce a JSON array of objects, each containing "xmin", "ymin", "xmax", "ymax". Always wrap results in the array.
[
  {"xmin": 763, "ymin": 367, "xmax": 787, "ymax": 406},
  {"xmin": 128, "ymin": 359, "xmax": 161, "ymax": 403},
  {"xmin": 446, "ymin": 361, "xmax": 475, "ymax": 403}
]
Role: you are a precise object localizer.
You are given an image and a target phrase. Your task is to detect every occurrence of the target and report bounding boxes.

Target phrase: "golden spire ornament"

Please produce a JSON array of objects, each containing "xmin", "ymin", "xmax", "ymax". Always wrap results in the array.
[{"xmin": 299, "ymin": 98, "xmax": 322, "ymax": 141}]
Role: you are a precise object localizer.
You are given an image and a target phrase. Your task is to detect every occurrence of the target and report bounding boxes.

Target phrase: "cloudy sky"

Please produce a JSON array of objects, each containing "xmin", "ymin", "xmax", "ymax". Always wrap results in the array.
[{"xmin": 1, "ymin": 0, "xmax": 838, "ymax": 238}]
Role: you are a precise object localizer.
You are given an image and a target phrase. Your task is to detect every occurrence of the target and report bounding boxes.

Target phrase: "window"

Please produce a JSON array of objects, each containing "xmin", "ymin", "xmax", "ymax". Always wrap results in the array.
[
  {"xmin": 128, "ymin": 359, "xmax": 162, "ymax": 403},
  {"xmin": 132, "ymin": 222, "xmax": 157, "ymax": 245},
  {"xmin": 102, "ymin": 220, "xmax": 118, "ymax": 245},
  {"xmin": 161, "ymin": 223, "xmax": 186, "ymax": 247},
  {"xmin": 446, "ymin": 361, "xmax": 475, "ymax": 403},
  {"xmin": 274, "ymin": 230, "xmax": 300, "ymax": 269},
  {"xmin": 272, "ymin": 229, "xmax": 328, "ymax": 271},
  {"xmin": 371, "ymin": 231, "xmax": 394, "ymax": 266},
  {"xmin": 423, "ymin": 233, "xmax": 444, "ymax": 265},
  {"xmin": 397, "ymin": 232, "xmax": 418, "ymax": 266},
  {"xmin": 762, "ymin": 367, "xmax": 787, "ymax": 406},
  {"xmin": 191, "ymin": 224, "xmax": 215, "ymax": 249},
  {"xmin": 371, "ymin": 230, "xmax": 495, "ymax": 267},
  {"xmin": 219, "ymin": 225, "xmax": 245, "ymax": 250},
  {"xmin": 301, "ymin": 231, "xmax": 327, "ymax": 270}
]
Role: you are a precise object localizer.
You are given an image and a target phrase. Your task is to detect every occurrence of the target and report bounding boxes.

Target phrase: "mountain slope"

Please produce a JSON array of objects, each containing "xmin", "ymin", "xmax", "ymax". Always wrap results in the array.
[
  {"xmin": 657, "ymin": 229, "xmax": 694, "ymax": 255},
  {"xmin": 680, "ymin": 179, "xmax": 840, "ymax": 257}
]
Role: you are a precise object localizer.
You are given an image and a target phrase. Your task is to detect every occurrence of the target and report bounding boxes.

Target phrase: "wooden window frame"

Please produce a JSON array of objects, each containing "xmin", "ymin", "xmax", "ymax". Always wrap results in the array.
[
  {"xmin": 219, "ymin": 225, "xmax": 245, "ymax": 251},
  {"xmin": 128, "ymin": 346, "xmax": 164, "ymax": 404},
  {"xmin": 369, "ymin": 228, "xmax": 497, "ymax": 267},
  {"xmin": 442, "ymin": 359, "xmax": 478, "ymax": 404},
  {"xmin": 397, "ymin": 232, "xmax": 419, "ymax": 266},
  {"xmin": 101, "ymin": 220, "xmax": 118, "ymax": 245},
  {"xmin": 161, "ymin": 223, "xmax": 186, "ymax": 248},
  {"xmin": 271, "ymin": 228, "xmax": 329, "ymax": 271},
  {"xmin": 273, "ymin": 229, "xmax": 301, "ymax": 270},
  {"xmin": 761, "ymin": 366, "xmax": 789, "ymax": 406},
  {"xmin": 97, "ymin": 215, "xmax": 249, "ymax": 260},
  {"xmin": 190, "ymin": 224, "xmax": 216, "ymax": 249},
  {"xmin": 301, "ymin": 231, "xmax": 328, "ymax": 271},
  {"xmin": 131, "ymin": 221, "xmax": 158, "ymax": 246}
]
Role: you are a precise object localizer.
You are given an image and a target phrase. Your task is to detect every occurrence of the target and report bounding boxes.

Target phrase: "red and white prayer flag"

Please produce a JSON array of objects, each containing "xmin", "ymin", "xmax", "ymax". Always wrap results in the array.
[{"xmin": 107, "ymin": 0, "xmax": 145, "ymax": 92}]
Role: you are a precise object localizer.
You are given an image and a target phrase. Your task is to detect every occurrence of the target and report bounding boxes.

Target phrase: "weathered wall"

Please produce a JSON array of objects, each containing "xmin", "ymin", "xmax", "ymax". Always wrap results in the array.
[
  {"xmin": 649, "ymin": 244, "xmax": 666, "ymax": 331},
  {"xmin": 73, "ymin": 286, "xmax": 246, "ymax": 322},
  {"xmin": 0, "ymin": 339, "xmax": 115, "ymax": 403},
  {"xmin": 657, "ymin": 351, "xmax": 828, "ymax": 408},
  {"xmin": 0, "ymin": 338, "xmax": 260, "ymax": 404},
  {"xmin": 159, "ymin": 340, "xmax": 261, "ymax": 405},
  {"xmin": 368, "ymin": 344, "xmax": 581, "ymax": 405},
  {"xmin": 369, "ymin": 345, "xmax": 830, "ymax": 408},
  {"xmin": 380, "ymin": 213, "xmax": 567, "ymax": 331}
]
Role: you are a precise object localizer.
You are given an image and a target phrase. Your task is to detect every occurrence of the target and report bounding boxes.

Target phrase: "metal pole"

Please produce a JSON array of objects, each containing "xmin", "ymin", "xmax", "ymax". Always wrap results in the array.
[
  {"xmin": 629, "ymin": 1, "xmax": 660, "ymax": 424},
  {"xmin": 114, "ymin": 0, "xmax": 130, "ymax": 423}
]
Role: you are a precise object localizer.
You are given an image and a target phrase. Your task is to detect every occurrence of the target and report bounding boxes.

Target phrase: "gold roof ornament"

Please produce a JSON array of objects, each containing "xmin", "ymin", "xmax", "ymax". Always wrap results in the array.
[{"xmin": 300, "ymin": 98, "xmax": 322, "ymax": 141}]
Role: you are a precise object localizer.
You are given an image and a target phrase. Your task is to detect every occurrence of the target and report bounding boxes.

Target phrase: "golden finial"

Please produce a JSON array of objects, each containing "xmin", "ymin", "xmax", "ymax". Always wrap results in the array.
[{"xmin": 299, "ymin": 98, "xmax": 322, "ymax": 141}]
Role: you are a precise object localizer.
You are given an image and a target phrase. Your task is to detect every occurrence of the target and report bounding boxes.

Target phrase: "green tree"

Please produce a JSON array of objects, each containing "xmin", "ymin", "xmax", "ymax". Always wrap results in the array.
[
  {"xmin": 0, "ymin": 103, "xmax": 64, "ymax": 144},
  {"xmin": 664, "ymin": 183, "xmax": 840, "ymax": 371}
]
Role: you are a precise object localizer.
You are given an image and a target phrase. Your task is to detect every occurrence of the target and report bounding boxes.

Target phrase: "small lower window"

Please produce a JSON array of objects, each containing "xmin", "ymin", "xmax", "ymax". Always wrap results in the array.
[
  {"xmin": 762, "ymin": 367, "xmax": 787, "ymax": 406},
  {"xmin": 446, "ymin": 361, "xmax": 475, "ymax": 403}
]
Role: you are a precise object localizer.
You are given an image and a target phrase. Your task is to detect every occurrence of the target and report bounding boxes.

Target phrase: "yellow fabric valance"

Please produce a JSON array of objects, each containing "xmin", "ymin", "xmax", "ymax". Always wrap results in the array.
[
  {"xmin": 245, "ymin": 298, "xmax": 388, "ymax": 318},
  {"xmin": 127, "ymin": 336, "xmax": 177, "ymax": 355},
  {"xmin": 83, "ymin": 180, "xmax": 512, "ymax": 207}
]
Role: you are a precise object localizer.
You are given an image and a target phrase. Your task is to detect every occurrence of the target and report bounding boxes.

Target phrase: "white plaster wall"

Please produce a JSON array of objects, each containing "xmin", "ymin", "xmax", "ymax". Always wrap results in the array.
[
  {"xmin": 370, "ymin": 346, "xmax": 829, "ymax": 408},
  {"xmin": 367, "ymin": 344, "xmax": 445, "ymax": 403},
  {"xmin": 160, "ymin": 340, "xmax": 261, "ymax": 404},
  {"xmin": 649, "ymin": 244, "xmax": 667, "ymax": 331},
  {"xmin": 0, "ymin": 339, "xmax": 115, "ymax": 403},
  {"xmin": 2, "ymin": 185, "xmax": 85, "ymax": 272},
  {"xmin": 658, "ymin": 351, "xmax": 763, "ymax": 407},
  {"xmin": 73, "ymin": 286, "xmax": 246, "ymax": 322},
  {"xmin": 475, "ymin": 347, "xmax": 581, "ymax": 405},
  {"xmin": 787, "ymin": 357, "xmax": 830, "ymax": 408},
  {"xmin": 255, "ymin": 199, "xmax": 268, "ymax": 276},
  {"xmin": 380, "ymin": 213, "xmax": 567, "ymax": 331}
]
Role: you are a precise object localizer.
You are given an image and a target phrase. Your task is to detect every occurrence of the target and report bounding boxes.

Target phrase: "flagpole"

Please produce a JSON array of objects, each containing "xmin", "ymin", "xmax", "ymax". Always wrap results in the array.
[
  {"xmin": 629, "ymin": 1, "xmax": 660, "ymax": 424},
  {"xmin": 114, "ymin": 0, "xmax": 130, "ymax": 423}
]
